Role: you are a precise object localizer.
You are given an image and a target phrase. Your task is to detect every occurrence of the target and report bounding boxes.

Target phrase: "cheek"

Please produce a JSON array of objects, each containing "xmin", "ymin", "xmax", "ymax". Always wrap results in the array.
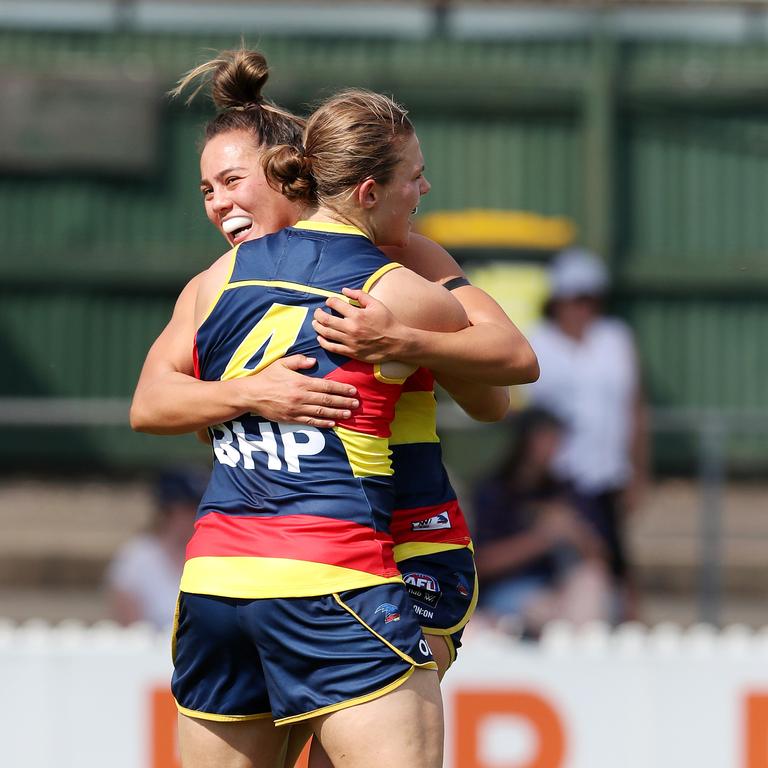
[
  {"xmin": 394, "ymin": 185, "xmax": 417, "ymax": 212},
  {"xmin": 242, "ymin": 177, "xmax": 276, "ymax": 209}
]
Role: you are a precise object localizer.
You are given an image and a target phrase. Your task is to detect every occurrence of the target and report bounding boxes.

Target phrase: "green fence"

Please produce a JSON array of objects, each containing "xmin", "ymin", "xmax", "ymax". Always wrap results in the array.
[{"xmin": 1, "ymin": 23, "xmax": 768, "ymax": 468}]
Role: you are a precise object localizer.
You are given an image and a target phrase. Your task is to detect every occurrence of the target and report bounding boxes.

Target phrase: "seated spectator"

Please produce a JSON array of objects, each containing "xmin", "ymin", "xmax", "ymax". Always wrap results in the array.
[
  {"xmin": 473, "ymin": 408, "xmax": 611, "ymax": 638},
  {"xmin": 105, "ymin": 468, "xmax": 207, "ymax": 630}
]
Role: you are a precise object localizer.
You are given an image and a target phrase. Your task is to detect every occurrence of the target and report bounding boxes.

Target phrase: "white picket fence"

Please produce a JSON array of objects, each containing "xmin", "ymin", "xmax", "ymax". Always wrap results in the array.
[{"xmin": 3, "ymin": 619, "xmax": 768, "ymax": 768}]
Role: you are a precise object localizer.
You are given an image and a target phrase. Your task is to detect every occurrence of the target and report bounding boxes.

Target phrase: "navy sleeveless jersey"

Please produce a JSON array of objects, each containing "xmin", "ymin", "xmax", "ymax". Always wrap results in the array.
[{"xmin": 182, "ymin": 221, "xmax": 406, "ymax": 599}]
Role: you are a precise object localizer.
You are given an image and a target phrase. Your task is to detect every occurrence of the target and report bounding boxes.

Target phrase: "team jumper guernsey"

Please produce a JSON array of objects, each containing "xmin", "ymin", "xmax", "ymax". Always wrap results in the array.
[
  {"xmin": 389, "ymin": 367, "xmax": 473, "ymax": 561},
  {"xmin": 181, "ymin": 221, "xmax": 405, "ymax": 599}
]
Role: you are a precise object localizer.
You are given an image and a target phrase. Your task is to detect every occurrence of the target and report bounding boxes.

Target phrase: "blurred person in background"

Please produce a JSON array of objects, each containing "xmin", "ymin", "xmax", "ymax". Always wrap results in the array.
[
  {"xmin": 473, "ymin": 408, "xmax": 611, "ymax": 638},
  {"xmin": 105, "ymin": 468, "xmax": 207, "ymax": 630},
  {"xmin": 526, "ymin": 248, "xmax": 650, "ymax": 621}
]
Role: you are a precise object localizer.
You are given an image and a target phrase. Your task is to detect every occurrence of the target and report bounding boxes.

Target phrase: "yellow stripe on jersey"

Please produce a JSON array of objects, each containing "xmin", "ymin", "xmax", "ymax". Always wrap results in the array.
[
  {"xmin": 221, "ymin": 303, "xmax": 309, "ymax": 380},
  {"xmin": 293, "ymin": 220, "xmax": 369, "ymax": 238},
  {"xmin": 224, "ymin": 279, "xmax": 348, "ymax": 301},
  {"xmin": 180, "ymin": 556, "xmax": 402, "ymax": 598},
  {"xmin": 199, "ymin": 246, "xmax": 240, "ymax": 326},
  {"xmin": 363, "ymin": 261, "xmax": 402, "ymax": 293},
  {"xmin": 389, "ymin": 391, "xmax": 439, "ymax": 445},
  {"xmin": 334, "ymin": 426, "xmax": 393, "ymax": 477},
  {"xmin": 393, "ymin": 541, "xmax": 474, "ymax": 562}
]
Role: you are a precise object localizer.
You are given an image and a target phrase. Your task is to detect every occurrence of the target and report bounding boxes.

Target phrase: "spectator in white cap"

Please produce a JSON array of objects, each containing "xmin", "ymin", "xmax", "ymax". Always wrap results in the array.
[{"xmin": 526, "ymin": 247, "xmax": 649, "ymax": 621}]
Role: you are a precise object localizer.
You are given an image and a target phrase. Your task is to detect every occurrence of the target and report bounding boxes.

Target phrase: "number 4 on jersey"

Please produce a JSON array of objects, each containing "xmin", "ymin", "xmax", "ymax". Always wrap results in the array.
[{"xmin": 221, "ymin": 303, "xmax": 308, "ymax": 381}]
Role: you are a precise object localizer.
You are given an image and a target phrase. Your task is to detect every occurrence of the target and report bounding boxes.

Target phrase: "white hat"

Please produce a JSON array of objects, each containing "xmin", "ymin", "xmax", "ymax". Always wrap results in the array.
[{"xmin": 548, "ymin": 247, "xmax": 609, "ymax": 299}]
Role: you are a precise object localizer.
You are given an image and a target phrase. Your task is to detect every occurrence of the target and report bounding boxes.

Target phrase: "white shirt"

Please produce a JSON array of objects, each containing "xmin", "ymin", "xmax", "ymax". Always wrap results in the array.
[
  {"xmin": 527, "ymin": 317, "xmax": 638, "ymax": 493},
  {"xmin": 105, "ymin": 534, "xmax": 182, "ymax": 631}
]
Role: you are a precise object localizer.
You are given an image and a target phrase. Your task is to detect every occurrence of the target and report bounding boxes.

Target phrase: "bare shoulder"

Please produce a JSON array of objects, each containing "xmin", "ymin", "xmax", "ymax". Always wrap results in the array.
[
  {"xmin": 370, "ymin": 265, "xmax": 468, "ymax": 333},
  {"xmin": 381, "ymin": 233, "xmax": 464, "ymax": 283},
  {"xmin": 172, "ymin": 271, "xmax": 203, "ymax": 316},
  {"xmin": 194, "ymin": 249, "xmax": 238, "ymax": 327},
  {"xmin": 160, "ymin": 271, "xmax": 204, "ymax": 346}
]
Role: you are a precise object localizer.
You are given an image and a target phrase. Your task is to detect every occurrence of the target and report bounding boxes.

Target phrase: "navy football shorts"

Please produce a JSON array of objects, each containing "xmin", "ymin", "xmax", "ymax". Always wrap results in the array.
[
  {"xmin": 171, "ymin": 582, "xmax": 437, "ymax": 725},
  {"xmin": 397, "ymin": 547, "xmax": 478, "ymax": 665}
]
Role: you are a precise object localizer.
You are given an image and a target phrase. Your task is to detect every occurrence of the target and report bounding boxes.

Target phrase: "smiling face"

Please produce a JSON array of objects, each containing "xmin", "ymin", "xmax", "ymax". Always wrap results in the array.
[
  {"xmin": 199, "ymin": 129, "xmax": 301, "ymax": 246},
  {"xmin": 366, "ymin": 132, "xmax": 431, "ymax": 248}
]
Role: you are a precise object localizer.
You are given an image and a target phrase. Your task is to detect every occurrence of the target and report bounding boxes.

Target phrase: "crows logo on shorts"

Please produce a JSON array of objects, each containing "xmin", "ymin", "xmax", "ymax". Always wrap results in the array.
[
  {"xmin": 454, "ymin": 572, "xmax": 470, "ymax": 598},
  {"xmin": 375, "ymin": 603, "xmax": 401, "ymax": 623}
]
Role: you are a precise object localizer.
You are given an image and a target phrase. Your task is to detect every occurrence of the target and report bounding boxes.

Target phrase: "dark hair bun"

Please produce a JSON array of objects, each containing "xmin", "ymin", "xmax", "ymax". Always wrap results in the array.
[{"xmin": 210, "ymin": 48, "xmax": 269, "ymax": 110}]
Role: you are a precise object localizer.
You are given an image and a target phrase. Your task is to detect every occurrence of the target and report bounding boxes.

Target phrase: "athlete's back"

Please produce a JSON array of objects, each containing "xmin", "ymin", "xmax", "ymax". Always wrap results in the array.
[{"xmin": 185, "ymin": 222, "xmax": 406, "ymax": 599}]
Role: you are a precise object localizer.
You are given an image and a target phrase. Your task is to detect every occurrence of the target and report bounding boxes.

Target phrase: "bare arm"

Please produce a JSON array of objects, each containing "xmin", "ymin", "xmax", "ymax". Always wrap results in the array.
[
  {"xmin": 474, "ymin": 529, "xmax": 555, "ymax": 581},
  {"xmin": 130, "ymin": 267, "xmax": 360, "ymax": 435},
  {"xmin": 386, "ymin": 234, "xmax": 538, "ymax": 386},
  {"xmin": 316, "ymin": 284, "xmax": 512, "ymax": 421},
  {"xmin": 433, "ymin": 370, "xmax": 510, "ymax": 423},
  {"xmin": 315, "ymin": 266, "xmax": 468, "ymax": 364},
  {"xmin": 313, "ymin": 235, "xmax": 537, "ymax": 420},
  {"xmin": 367, "ymin": 264, "xmax": 469, "ymax": 334},
  {"xmin": 130, "ymin": 272, "xmax": 247, "ymax": 434},
  {"xmin": 475, "ymin": 502, "xmax": 606, "ymax": 580},
  {"xmin": 314, "ymin": 235, "xmax": 538, "ymax": 385},
  {"xmin": 429, "ymin": 285, "xmax": 520, "ymax": 421}
]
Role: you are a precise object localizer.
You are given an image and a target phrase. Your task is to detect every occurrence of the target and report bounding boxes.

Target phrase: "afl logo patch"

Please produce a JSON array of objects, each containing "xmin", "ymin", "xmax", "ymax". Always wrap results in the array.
[
  {"xmin": 404, "ymin": 573, "xmax": 439, "ymax": 592},
  {"xmin": 404, "ymin": 572, "xmax": 442, "ymax": 608}
]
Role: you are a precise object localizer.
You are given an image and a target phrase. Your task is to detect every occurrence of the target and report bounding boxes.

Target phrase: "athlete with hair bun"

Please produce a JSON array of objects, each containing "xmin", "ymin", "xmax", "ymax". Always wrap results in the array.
[
  {"xmin": 130, "ymin": 48, "xmax": 538, "ymax": 768},
  {"xmin": 170, "ymin": 85, "xmax": 469, "ymax": 768}
]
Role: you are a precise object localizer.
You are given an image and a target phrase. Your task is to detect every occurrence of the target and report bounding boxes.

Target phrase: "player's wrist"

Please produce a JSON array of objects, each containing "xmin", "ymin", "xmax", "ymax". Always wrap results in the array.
[
  {"xmin": 395, "ymin": 326, "xmax": 426, "ymax": 363},
  {"xmin": 220, "ymin": 377, "xmax": 255, "ymax": 415}
]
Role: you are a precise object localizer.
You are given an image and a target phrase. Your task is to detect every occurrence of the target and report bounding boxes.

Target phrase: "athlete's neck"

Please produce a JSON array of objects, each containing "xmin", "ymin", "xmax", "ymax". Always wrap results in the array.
[{"xmin": 304, "ymin": 206, "xmax": 374, "ymax": 242}]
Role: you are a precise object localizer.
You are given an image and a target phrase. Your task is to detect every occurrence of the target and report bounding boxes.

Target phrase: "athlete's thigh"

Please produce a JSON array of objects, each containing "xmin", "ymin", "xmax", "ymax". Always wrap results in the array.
[
  {"xmin": 299, "ymin": 639, "xmax": 449, "ymax": 768},
  {"xmin": 178, "ymin": 713, "xmax": 288, "ymax": 768},
  {"xmin": 310, "ymin": 668, "xmax": 443, "ymax": 768}
]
